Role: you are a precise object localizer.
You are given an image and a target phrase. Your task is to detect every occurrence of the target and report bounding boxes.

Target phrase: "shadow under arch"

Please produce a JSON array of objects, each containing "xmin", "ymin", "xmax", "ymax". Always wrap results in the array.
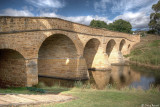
[
  {"xmin": 0, "ymin": 49, "xmax": 26, "ymax": 88},
  {"xmin": 83, "ymin": 38, "xmax": 100, "ymax": 69},
  {"xmin": 106, "ymin": 39, "xmax": 117, "ymax": 57},
  {"xmin": 119, "ymin": 39, "xmax": 126, "ymax": 52},
  {"xmin": 38, "ymin": 34, "xmax": 79, "ymax": 79},
  {"xmin": 128, "ymin": 44, "xmax": 130, "ymax": 49}
]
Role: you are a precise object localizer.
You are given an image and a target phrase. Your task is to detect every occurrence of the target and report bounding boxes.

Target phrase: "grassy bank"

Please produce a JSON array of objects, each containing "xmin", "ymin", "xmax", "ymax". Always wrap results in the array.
[
  {"xmin": 125, "ymin": 35, "xmax": 160, "ymax": 68},
  {"xmin": 53, "ymin": 88, "xmax": 160, "ymax": 107},
  {"xmin": 0, "ymin": 83, "xmax": 160, "ymax": 107}
]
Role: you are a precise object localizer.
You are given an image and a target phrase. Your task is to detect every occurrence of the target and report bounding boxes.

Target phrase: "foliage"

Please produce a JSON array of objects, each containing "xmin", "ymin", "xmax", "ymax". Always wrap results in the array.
[
  {"xmin": 140, "ymin": 32, "xmax": 146, "ymax": 37},
  {"xmin": 90, "ymin": 20, "xmax": 108, "ymax": 29},
  {"xmin": 107, "ymin": 19, "xmax": 133, "ymax": 34},
  {"xmin": 89, "ymin": 19, "xmax": 133, "ymax": 34},
  {"xmin": 148, "ymin": 0, "xmax": 160, "ymax": 35},
  {"xmin": 147, "ymin": 29, "xmax": 156, "ymax": 34},
  {"xmin": 0, "ymin": 87, "xmax": 36, "ymax": 94},
  {"xmin": 126, "ymin": 40, "xmax": 160, "ymax": 65}
]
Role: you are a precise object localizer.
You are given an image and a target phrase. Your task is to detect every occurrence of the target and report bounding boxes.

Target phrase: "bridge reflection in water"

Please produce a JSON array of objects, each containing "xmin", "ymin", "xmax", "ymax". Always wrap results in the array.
[{"xmin": 39, "ymin": 65, "xmax": 160, "ymax": 90}]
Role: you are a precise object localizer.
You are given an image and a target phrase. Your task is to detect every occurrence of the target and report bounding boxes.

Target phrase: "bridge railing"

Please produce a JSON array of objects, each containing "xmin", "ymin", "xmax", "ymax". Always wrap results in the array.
[{"xmin": 0, "ymin": 16, "xmax": 140, "ymax": 42}]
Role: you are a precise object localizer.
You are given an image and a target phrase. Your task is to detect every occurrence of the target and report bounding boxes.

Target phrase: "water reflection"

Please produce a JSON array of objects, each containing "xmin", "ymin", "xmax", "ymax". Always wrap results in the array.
[
  {"xmin": 91, "ymin": 70, "xmax": 111, "ymax": 89},
  {"xmin": 39, "ymin": 65, "xmax": 160, "ymax": 90}
]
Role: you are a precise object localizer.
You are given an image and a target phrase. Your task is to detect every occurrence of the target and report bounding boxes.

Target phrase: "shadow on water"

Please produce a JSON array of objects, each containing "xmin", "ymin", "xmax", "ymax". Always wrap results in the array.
[{"xmin": 38, "ymin": 65, "xmax": 160, "ymax": 90}]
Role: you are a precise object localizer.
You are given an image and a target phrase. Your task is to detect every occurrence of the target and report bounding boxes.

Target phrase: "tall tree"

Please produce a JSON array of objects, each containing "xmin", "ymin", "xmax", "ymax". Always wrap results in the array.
[
  {"xmin": 90, "ymin": 20, "xmax": 108, "ymax": 29},
  {"xmin": 90, "ymin": 19, "xmax": 132, "ymax": 34},
  {"xmin": 148, "ymin": 0, "xmax": 160, "ymax": 35},
  {"xmin": 108, "ymin": 19, "xmax": 132, "ymax": 34}
]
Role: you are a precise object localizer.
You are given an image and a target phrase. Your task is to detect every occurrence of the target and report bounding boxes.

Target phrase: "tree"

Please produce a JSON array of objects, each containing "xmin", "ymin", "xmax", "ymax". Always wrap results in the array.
[
  {"xmin": 89, "ymin": 19, "xmax": 132, "ymax": 34},
  {"xmin": 148, "ymin": 0, "xmax": 160, "ymax": 35},
  {"xmin": 90, "ymin": 20, "xmax": 108, "ymax": 29},
  {"xmin": 108, "ymin": 19, "xmax": 132, "ymax": 34}
]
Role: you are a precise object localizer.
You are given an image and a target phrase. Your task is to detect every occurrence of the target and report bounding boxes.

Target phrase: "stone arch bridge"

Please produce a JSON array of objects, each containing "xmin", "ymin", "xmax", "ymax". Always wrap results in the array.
[{"xmin": 0, "ymin": 16, "xmax": 140, "ymax": 87}]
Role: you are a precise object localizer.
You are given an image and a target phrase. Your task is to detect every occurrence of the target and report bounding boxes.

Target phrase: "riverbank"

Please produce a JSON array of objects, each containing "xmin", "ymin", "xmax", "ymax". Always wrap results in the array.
[
  {"xmin": 127, "ymin": 60, "xmax": 160, "ymax": 70},
  {"xmin": 0, "ymin": 86, "xmax": 160, "ymax": 107},
  {"xmin": 125, "ymin": 34, "xmax": 160, "ymax": 69}
]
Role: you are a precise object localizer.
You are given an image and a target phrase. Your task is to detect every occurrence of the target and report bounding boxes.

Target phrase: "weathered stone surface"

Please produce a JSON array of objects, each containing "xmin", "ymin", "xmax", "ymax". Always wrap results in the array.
[{"xmin": 0, "ymin": 16, "xmax": 140, "ymax": 87}]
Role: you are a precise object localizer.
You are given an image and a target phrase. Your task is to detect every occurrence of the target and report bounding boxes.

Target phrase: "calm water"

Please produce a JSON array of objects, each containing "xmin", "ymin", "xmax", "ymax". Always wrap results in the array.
[{"xmin": 38, "ymin": 65, "xmax": 160, "ymax": 90}]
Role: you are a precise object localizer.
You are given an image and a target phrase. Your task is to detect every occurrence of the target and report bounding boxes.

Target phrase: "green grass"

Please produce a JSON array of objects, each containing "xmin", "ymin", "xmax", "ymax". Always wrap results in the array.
[
  {"xmin": 125, "ymin": 40, "xmax": 160, "ymax": 65},
  {"xmin": 0, "ymin": 87, "xmax": 46, "ymax": 94},
  {"xmin": 0, "ymin": 87, "xmax": 34, "ymax": 94},
  {"xmin": 52, "ymin": 88, "xmax": 160, "ymax": 107},
  {"xmin": 1, "ymin": 84, "xmax": 160, "ymax": 107}
]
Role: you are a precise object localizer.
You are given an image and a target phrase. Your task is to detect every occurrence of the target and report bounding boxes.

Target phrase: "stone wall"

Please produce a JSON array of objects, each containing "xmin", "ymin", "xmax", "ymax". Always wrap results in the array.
[
  {"xmin": 0, "ymin": 49, "xmax": 26, "ymax": 87},
  {"xmin": 38, "ymin": 34, "xmax": 79, "ymax": 79},
  {"xmin": 0, "ymin": 16, "xmax": 140, "ymax": 42}
]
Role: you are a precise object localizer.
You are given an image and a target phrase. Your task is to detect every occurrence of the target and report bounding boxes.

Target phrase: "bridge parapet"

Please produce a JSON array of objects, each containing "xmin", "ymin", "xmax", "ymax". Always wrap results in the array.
[{"xmin": 0, "ymin": 16, "xmax": 140, "ymax": 42}]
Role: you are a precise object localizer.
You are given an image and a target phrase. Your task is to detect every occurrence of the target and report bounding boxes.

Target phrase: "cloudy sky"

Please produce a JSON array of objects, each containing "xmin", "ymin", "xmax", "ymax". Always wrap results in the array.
[{"xmin": 0, "ymin": 0, "xmax": 158, "ymax": 30}]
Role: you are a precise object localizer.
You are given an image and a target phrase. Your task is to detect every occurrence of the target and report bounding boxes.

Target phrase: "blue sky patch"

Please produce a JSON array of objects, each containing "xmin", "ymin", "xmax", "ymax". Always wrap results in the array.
[{"xmin": 0, "ymin": 0, "xmax": 158, "ymax": 30}]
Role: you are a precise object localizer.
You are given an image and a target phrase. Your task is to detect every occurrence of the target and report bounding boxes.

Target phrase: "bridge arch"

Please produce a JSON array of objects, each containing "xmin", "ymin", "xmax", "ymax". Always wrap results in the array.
[
  {"xmin": 0, "ymin": 49, "xmax": 26, "ymax": 87},
  {"xmin": 38, "ymin": 31, "xmax": 83, "ymax": 57},
  {"xmin": 106, "ymin": 39, "xmax": 117, "ymax": 57},
  {"xmin": 83, "ymin": 38, "xmax": 100, "ymax": 69},
  {"xmin": 119, "ymin": 39, "xmax": 126, "ymax": 52},
  {"xmin": 38, "ymin": 33, "xmax": 79, "ymax": 79},
  {"xmin": 0, "ymin": 43, "xmax": 26, "ymax": 59}
]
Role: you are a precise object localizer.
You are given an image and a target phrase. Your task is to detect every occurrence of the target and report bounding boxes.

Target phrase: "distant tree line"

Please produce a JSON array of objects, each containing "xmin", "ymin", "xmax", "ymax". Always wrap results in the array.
[{"xmin": 90, "ymin": 19, "xmax": 133, "ymax": 34}]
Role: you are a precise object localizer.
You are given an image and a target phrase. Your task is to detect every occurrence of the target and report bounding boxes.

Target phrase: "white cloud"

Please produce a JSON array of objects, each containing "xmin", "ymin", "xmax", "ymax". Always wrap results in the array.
[
  {"xmin": 114, "ymin": 12, "xmax": 150, "ymax": 29},
  {"xmin": 67, "ymin": 16, "xmax": 112, "ymax": 25},
  {"xmin": 112, "ymin": 0, "xmax": 159, "ymax": 29},
  {"xmin": 0, "ymin": 8, "xmax": 34, "ymax": 16},
  {"xmin": 40, "ymin": 12, "xmax": 111, "ymax": 25},
  {"xmin": 94, "ymin": 0, "xmax": 158, "ymax": 13},
  {"xmin": 26, "ymin": 0, "xmax": 65, "ymax": 8},
  {"xmin": 111, "ymin": 0, "xmax": 156, "ymax": 13},
  {"xmin": 40, "ymin": 12, "xmax": 58, "ymax": 17},
  {"xmin": 94, "ymin": 0, "xmax": 110, "ymax": 12},
  {"xmin": 0, "ymin": 8, "xmax": 109, "ymax": 25}
]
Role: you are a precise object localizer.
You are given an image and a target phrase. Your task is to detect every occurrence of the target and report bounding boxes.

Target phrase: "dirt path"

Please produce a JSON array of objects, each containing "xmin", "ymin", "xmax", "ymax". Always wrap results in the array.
[{"xmin": 0, "ymin": 94, "xmax": 74, "ymax": 107}]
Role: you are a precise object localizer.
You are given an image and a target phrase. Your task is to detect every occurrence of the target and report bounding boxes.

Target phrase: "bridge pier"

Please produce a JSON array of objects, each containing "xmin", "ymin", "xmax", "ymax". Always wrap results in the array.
[
  {"xmin": 108, "ymin": 51, "xmax": 125, "ymax": 65},
  {"xmin": 25, "ymin": 58, "xmax": 38, "ymax": 87},
  {"xmin": 76, "ymin": 56, "xmax": 89, "ymax": 80},
  {"xmin": 91, "ymin": 51, "xmax": 111, "ymax": 71}
]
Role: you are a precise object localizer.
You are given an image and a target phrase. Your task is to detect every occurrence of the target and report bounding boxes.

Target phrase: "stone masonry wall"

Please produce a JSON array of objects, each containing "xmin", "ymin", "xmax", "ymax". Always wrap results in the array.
[
  {"xmin": 0, "ymin": 16, "xmax": 140, "ymax": 42},
  {"xmin": 0, "ymin": 49, "xmax": 26, "ymax": 87},
  {"xmin": 38, "ymin": 34, "xmax": 79, "ymax": 79},
  {"xmin": 0, "ymin": 16, "xmax": 140, "ymax": 86}
]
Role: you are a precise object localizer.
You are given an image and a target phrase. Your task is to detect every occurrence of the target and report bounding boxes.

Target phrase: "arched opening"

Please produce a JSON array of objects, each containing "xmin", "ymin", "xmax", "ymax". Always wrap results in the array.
[
  {"xmin": 0, "ymin": 49, "xmax": 26, "ymax": 87},
  {"xmin": 106, "ymin": 39, "xmax": 116, "ymax": 57},
  {"xmin": 38, "ymin": 34, "xmax": 78, "ymax": 79},
  {"xmin": 119, "ymin": 39, "xmax": 126, "ymax": 51},
  {"xmin": 83, "ymin": 38, "xmax": 100, "ymax": 69}
]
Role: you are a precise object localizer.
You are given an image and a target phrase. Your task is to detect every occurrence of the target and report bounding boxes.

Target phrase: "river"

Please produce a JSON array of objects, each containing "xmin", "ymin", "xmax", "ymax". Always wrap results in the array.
[{"xmin": 38, "ymin": 65, "xmax": 160, "ymax": 90}]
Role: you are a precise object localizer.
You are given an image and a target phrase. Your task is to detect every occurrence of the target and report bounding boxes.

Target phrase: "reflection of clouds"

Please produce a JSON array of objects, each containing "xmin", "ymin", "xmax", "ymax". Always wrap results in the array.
[{"xmin": 130, "ymin": 76, "xmax": 155, "ymax": 90}]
